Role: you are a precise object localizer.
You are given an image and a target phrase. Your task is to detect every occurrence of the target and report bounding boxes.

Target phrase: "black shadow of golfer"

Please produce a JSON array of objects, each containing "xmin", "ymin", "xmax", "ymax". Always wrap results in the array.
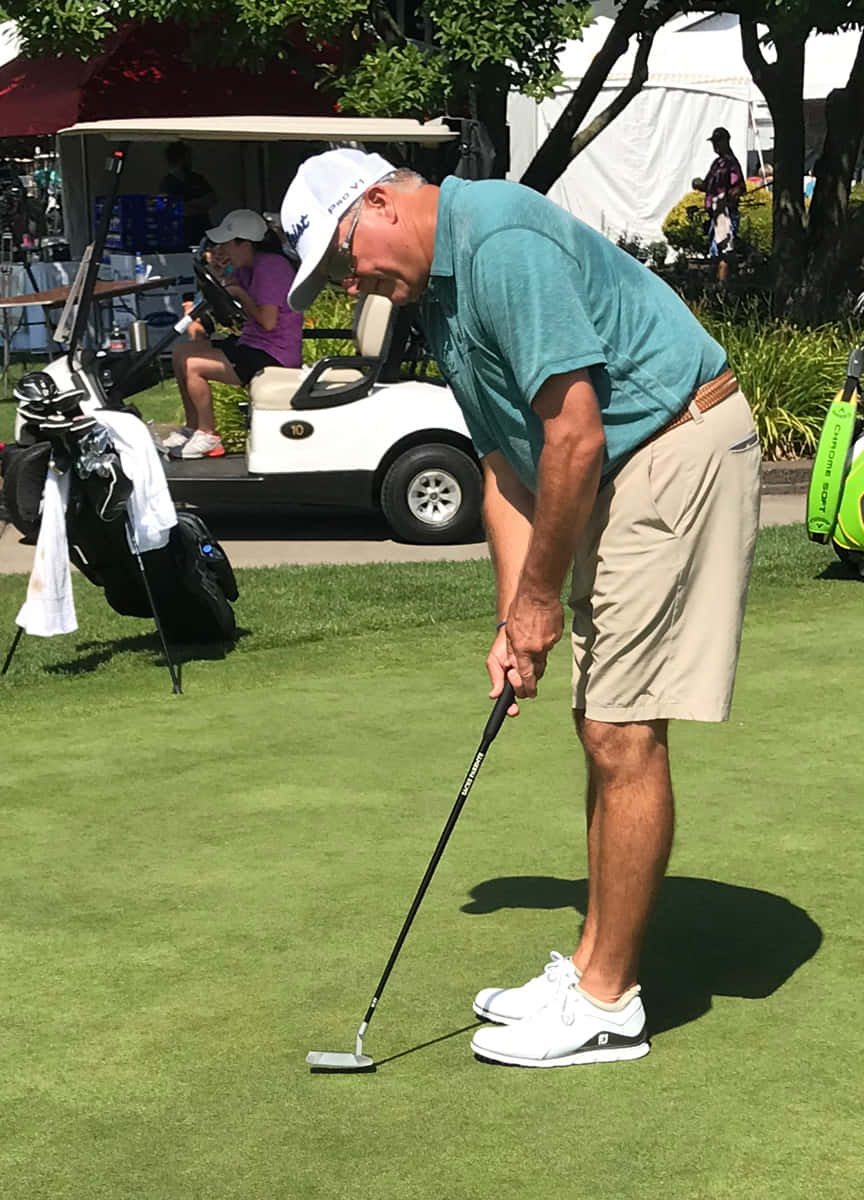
[{"xmin": 460, "ymin": 875, "xmax": 822, "ymax": 1037}]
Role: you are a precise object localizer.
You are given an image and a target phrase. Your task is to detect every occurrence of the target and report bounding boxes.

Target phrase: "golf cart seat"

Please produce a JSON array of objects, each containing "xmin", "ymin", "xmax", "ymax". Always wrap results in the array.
[
  {"xmin": 249, "ymin": 293, "xmax": 395, "ymax": 412},
  {"xmin": 247, "ymin": 293, "xmax": 396, "ymax": 472}
]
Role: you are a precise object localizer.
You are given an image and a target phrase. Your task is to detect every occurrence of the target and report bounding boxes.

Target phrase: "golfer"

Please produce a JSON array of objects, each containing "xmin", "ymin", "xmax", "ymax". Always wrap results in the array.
[{"xmin": 280, "ymin": 149, "xmax": 761, "ymax": 1068}]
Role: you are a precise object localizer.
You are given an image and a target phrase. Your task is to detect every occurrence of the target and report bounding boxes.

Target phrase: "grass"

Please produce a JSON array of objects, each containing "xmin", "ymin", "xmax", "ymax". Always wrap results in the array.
[{"xmin": 0, "ymin": 527, "xmax": 862, "ymax": 1198}]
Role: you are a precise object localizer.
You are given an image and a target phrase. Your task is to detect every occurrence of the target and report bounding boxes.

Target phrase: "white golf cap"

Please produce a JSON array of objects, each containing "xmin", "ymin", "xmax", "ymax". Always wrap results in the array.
[
  {"xmin": 280, "ymin": 148, "xmax": 395, "ymax": 311},
  {"xmin": 206, "ymin": 209, "xmax": 268, "ymax": 244}
]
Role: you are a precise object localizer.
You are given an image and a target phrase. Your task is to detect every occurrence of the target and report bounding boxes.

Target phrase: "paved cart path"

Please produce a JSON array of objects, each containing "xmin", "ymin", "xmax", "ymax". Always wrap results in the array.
[{"xmin": 0, "ymin": 492, "xmax": 805, "ymax": 576}]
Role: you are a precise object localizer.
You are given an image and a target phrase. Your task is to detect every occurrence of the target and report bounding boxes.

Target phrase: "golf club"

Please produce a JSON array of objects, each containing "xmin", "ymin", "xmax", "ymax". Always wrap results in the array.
[{"xmin": 307, "ymin": 679, "xmax": 516, "ymax": 1072}]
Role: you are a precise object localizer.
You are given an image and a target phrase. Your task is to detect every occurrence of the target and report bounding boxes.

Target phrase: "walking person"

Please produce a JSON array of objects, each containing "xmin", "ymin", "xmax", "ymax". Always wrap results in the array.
[
  {"xmin": 693, "ymin": 126, "xmax": 746, "ymax": 286},
  {"xmin": 280, "ymin": 149, "xmax": 761, "ymax": 1068}
]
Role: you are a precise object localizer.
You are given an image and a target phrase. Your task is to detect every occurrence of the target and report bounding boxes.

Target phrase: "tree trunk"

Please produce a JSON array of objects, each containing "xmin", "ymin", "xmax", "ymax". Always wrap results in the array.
[
  {"xmin": 472, "ymin": 63, "xmax": 511, "ymax": 179},
  {"xmin": 740, "ymin": 20, "xmax": 807, "ymax": 300},
  {"xmin": 800, "ymin": 33, "xmax": 864, "ymax": 317}
]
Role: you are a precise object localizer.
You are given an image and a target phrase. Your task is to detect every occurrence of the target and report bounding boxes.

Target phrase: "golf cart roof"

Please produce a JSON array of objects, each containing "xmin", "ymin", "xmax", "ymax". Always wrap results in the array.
[{"xmin": 58, "ymin": 115, "xmax": 458, "ymax": 144}]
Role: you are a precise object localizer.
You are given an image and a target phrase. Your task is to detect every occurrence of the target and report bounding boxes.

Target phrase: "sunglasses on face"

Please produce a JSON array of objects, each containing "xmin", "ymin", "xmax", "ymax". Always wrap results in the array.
[{"xmin": 326, "ymin": 202, "xmax": 364, "ymax": 285}]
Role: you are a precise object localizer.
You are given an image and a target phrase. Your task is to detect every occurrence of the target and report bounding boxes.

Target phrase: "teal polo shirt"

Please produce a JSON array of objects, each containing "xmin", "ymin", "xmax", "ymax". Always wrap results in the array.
[{"xmin": 419, "ymin": 177, "xmax": 728, "ymax": 491}]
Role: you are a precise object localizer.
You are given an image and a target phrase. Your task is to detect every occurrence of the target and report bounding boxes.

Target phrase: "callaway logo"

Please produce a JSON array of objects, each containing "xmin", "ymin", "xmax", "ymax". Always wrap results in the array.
[{"xmin": 285, "ymin": 214, "xmax": 309, "ymax": 249}]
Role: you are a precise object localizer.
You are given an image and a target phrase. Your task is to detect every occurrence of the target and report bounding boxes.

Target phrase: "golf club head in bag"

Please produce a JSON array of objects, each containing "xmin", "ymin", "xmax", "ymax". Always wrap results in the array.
[{"xmin": 72, "ymin": 424, "xmax": 133, "ymax": 523}]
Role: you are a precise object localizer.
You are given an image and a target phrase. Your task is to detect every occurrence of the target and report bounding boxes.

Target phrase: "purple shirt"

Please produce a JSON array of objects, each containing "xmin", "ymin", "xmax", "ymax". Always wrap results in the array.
[{"xmin": 234, "ymin": 253, "xmax": 303, "ymax": 367}]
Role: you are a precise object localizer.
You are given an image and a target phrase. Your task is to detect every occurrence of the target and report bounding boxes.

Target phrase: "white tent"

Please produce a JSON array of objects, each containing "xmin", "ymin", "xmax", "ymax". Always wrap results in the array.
[
  {"xmin": 0, "ymin": 20, "xmax": 21, "ymax": 69},
  {"xmin": 507, "ymin": 13, "xmax": 863, "ymax": 246}
]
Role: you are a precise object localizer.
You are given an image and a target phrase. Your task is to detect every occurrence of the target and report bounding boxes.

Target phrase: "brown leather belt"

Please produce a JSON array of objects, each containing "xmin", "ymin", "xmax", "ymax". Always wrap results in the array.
[{"xmin": 645, "ymin": 367, "xmax": 739, "ymax": 445}]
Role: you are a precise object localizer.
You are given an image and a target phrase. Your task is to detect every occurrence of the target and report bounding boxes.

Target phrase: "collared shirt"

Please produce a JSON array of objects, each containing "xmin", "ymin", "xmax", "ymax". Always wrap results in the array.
[
  {"xmin": 419, "ymin": 177, "xmax": 727, "ymax": 491},
  {"xmin": 703, "ymin": 152, "xmax": 745, "ymax": 212}
]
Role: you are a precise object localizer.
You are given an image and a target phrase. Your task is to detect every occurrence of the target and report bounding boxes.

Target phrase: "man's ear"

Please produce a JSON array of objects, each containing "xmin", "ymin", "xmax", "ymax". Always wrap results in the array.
[{"xmin": 364, "ymin": 184, "xmax": 398, "ymax": 223}]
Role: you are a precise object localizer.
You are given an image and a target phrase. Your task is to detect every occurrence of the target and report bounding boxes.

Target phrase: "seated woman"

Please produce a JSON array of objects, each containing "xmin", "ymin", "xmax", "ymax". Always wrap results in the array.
[{"xmin": 168, "ymin": 209, "xmax": 303, "ymax": 459}]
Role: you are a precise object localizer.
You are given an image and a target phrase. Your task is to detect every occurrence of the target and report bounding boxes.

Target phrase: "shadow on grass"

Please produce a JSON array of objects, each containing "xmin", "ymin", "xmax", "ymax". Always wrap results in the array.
[
  {"xmin": 817, "ymin": 560, "xmax": 863, "ymax": 582},
  {"xmin": 374, "ymin": 1022, "xmax": 482, "ymax": 1069},
  {"xmin": 461, "ymin": 875, "xmax": 822, "ymax": 1037},
  {"xmin": 40, "ymin": 627, "xmax": 249, "ymax": 676}
]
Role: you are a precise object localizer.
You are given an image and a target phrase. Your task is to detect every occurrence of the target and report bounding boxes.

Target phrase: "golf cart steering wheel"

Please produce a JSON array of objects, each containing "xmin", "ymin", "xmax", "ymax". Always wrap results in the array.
[{"xmin": 192, "ymin": 258, "xmax": 245, "ymax": 328}]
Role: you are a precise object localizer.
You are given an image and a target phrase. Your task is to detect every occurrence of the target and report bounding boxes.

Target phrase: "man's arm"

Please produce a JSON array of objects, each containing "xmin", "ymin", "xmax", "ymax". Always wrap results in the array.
[
  {"xmin": 482, "ymin": 450, "xmax": 534, "ymax": 712},
  {"xmin": 506, "ymin": 368, "xmax": 605, "ymax": 698}
]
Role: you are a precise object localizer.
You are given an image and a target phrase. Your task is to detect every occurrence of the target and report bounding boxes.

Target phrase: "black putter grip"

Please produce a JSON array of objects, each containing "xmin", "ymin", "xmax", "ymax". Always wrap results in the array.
[{"xmin": 482, "ymin": 681, "xmax": 516, "ymax": 747}]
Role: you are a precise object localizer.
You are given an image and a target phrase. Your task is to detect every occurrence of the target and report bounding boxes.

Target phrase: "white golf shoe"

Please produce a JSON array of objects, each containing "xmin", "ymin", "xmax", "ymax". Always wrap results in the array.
[
  {"xmin": 471, "ymin": 981, "xmax": 650, "ymax": 1068},
  {"xmin": 472, "ymin": 951, "xmax": 581, "ymax": 1024}
]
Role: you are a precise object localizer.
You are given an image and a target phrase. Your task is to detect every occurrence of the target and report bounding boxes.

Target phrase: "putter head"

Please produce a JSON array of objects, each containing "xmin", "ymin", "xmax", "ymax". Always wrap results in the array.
[{"xmin": 306, "ymin": 1050, "xmax": 374, "ymax": 1072}]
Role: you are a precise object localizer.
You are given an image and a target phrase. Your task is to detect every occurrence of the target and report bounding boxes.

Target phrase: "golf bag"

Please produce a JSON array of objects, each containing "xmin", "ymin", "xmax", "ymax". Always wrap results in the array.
[
  {"xmin": 1, "ymin": 372, "xmax": 239, "ymax": 642},
  {"xmin": 807, "ymin": 347, "xmax": 864, "ymax": 576}
]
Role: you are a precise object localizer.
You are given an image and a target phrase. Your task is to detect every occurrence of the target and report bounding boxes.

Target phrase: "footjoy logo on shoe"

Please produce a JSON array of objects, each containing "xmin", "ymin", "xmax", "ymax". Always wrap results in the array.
[{"xmin": 598, "ymin": 1033, "xmax": 609, "ymax": 1045}]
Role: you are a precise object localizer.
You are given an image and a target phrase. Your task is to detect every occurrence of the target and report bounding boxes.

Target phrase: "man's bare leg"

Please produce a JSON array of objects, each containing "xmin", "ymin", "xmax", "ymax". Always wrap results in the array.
[
  {"xmin": 570, "ymin": 716, "xmax": 674, "ymax": 1001},
  {"xmin": 571, "ymin": 713, "xmax": 600, "ymax": 972}
]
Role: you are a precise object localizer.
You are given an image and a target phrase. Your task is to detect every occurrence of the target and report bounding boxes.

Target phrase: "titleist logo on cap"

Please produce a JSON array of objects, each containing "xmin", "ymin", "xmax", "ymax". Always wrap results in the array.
[{"xmin": 285, "ymin": 214, "xmax": 309, "ymax": 249}]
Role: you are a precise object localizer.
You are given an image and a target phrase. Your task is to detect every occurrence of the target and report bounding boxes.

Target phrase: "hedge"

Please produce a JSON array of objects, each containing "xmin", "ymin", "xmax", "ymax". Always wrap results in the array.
[{"xmin": 662, "ymin": 181, "xmax": 864, "ymax": 259}]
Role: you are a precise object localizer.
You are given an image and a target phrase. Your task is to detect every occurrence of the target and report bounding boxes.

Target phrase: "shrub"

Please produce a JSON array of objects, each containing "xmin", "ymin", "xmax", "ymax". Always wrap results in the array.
[
  {"xmin": 211, "ymin": 382, "xmax": 247, "ymax": 453},
  {"xmin": 662, "ymin": 189, "xmax": 709, "ymax": 256},
  {"xmin": 301, "ymin": 288, "xmax": 355, "ymax": 363},
  {"xmin": 694, "ymin": 299, "xmax": 851, "ymax": 459},
  {"xmin": 662, "ymin": 183, "xmax": 771, "ymax": 260},
  {"xmin": 663, "ymin": 181, "xmax": 864, "ymax": 262}
]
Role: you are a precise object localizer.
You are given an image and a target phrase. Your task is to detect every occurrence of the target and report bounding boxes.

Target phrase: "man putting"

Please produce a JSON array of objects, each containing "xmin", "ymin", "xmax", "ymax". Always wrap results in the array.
[{"xmin": 280, "ymin": 149, "xmax": 761, "ymax": 1069}]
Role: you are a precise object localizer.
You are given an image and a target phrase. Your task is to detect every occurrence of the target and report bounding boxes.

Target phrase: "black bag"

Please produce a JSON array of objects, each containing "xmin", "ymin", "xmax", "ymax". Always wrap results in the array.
[
  {"xmin": 2, "ymin": 404, "xmax": 239, "ymax": 645},
  {"xmin": 68, "ymin": 504, "xmax": 238, "ymax": 643},
  {"xmin": 0, "ymin": 441, "xmax": 52, "ymax": 538}
]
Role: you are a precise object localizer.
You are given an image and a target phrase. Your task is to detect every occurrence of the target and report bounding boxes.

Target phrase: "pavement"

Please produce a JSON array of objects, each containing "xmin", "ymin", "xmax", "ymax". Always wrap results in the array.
[{"xmin": 0, "ymin": 479, "xmax": 808, "ymax": 576}]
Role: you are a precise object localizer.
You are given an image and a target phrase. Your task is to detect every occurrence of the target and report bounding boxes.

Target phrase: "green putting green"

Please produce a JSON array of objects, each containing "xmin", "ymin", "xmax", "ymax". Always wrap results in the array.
[{"xmin": 0, "ymin": 530, "xmax": 860, "ymax": 1198}]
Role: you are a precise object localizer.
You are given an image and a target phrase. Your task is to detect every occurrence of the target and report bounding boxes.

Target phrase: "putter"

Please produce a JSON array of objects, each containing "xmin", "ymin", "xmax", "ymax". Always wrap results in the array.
[{"xmin": 307, "ymin": 680, "xmax": 516, "ymax": 1072}]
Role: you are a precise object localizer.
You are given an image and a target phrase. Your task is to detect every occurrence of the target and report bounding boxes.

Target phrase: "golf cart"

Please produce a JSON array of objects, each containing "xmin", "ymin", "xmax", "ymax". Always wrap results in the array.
[{"xmin": 46, "ymin": 115, "xmax": 485, "ymax": 545}]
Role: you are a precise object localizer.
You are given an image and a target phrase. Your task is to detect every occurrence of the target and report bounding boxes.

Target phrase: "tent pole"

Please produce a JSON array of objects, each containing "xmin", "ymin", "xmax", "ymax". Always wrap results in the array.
[{"xmin": 749, "ymin": 101, "xmax": 766, "ymax": 180}]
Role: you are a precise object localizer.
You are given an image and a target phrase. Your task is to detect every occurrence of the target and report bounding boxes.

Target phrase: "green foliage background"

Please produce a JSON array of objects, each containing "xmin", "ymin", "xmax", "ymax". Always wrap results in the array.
[
  {"xmin": 3, "ymin": 0, "xmax": 592, "ymax": 117},
  {"xmin": 662, "ymin": 184, "xmax": 773, "ymax": 260},
  {"xmin": 663, "ymin": 182, "xmax": 864, "ymax": 261},
  {"xmin": 694, "ymin": 301, "xmax": 851, "ymax": 460}
]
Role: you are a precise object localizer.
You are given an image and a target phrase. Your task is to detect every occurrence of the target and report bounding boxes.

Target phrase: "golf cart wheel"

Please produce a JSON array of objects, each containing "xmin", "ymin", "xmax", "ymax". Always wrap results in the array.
[{"xmin": 380, "ymin": 444, "xmax": 482, "ymax": 544}]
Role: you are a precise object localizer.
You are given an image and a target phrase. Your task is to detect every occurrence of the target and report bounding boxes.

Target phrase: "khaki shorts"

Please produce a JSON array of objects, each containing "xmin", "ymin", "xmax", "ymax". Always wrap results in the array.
[{"xmin": 570, "ymin": 389, "xmax": 761, "ymax": 723}]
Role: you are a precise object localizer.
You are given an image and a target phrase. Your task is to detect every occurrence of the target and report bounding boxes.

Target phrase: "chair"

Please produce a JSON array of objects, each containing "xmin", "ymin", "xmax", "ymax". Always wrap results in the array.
[{"xmin": 247, "ymin": 293, "xmax": 396, "ymax": 472}]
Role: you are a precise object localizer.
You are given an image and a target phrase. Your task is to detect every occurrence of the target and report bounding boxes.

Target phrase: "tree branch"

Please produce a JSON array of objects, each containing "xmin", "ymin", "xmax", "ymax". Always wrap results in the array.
[
  {"xmin": 519, "ymin": 0, "xmax": 676, "ymax": 193},
  {"xmin": 739, "ymin": 16, "xmax": 780, "ymax": 107},
  {"xmin": 367, "ymin": 0, "xmax": 408, "ymax": 47},
  {"xmin": 567, "ymin": 30, "xmax": 655, "ymax": 161}
]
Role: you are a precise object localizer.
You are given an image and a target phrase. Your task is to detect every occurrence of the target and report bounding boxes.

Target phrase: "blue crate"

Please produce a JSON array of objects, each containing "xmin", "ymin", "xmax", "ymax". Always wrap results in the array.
[{"xmin": 95, "ymin": 194, "xmax": 186, "ymax": 252}]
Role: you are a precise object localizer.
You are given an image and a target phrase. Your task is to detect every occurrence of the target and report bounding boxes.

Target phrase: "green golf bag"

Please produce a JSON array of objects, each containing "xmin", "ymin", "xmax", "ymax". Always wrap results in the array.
[{"xmin": 807, "ymin": 347, "xmax": 864, "ymax": 574}]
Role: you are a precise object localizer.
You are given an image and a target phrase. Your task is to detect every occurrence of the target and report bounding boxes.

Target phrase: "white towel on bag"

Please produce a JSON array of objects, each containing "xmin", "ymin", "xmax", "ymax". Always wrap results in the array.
[
  {"xmin": 93, "ymin": 410, "xmax": 177, "ymax": 552},
  {"xmin": 16, "ymin": 467, "xmax": 77, "ymax": 636}
]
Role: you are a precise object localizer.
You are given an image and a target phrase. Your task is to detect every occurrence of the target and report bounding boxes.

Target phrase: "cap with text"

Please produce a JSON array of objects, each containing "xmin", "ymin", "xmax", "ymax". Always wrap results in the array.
[
  {"xmin": 280, "ymin": 148, "xmax": 394, "ymax": 311},
  {"xmin": 205, "ymin": 209, "xmax": 268, "ymax": 244}
]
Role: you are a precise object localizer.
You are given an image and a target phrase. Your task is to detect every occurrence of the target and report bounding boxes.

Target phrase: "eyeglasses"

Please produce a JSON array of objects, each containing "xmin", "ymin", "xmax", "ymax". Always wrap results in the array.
[{"xmin": 326, "ymin": 201, "xmax": 364, "ymax": 284}]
